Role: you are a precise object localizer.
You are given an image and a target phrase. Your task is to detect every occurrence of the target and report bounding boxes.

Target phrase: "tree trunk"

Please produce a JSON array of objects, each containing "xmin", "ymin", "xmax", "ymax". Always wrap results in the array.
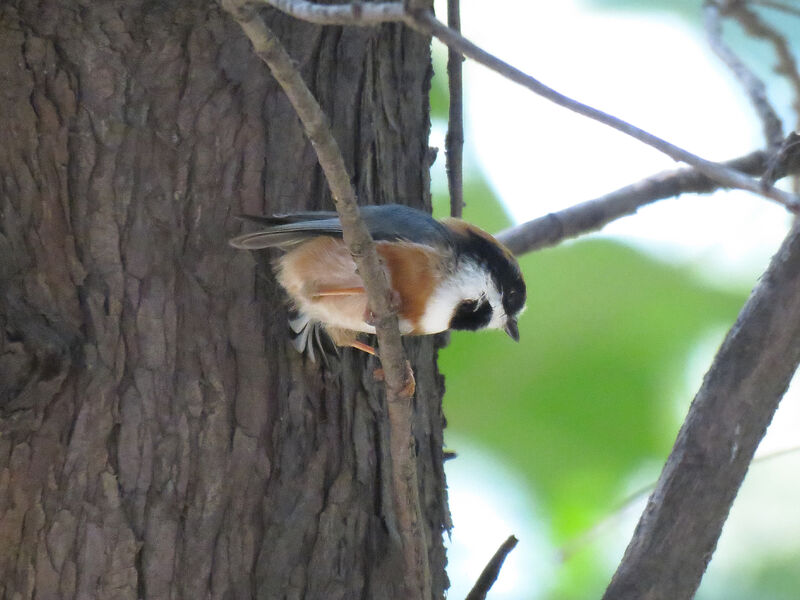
[{"xmin": 0, "ymin": 2, "xmax": 449, "ymax": 598}]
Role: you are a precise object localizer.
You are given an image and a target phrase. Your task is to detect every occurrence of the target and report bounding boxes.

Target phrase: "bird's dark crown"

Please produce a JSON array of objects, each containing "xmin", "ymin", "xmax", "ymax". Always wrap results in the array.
[{"xmin": 455, "ymin": 226, "xmax": 526, "ymax": 318}]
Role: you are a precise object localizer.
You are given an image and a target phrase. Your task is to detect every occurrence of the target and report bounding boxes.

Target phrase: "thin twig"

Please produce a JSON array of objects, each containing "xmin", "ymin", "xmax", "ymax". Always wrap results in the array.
[
  {"xmin": 464, "ymin": 535, "xmax": 519, "ymax": 600},
  {"xmin": 750, "ymin": 0, "xmax": 800, "ymax": 18},
  {"xmin": 603, "ymin": 217, "xmax": 800, "ymax": 599},
  {"xmin": 559, "ymin": 442, "xmax": 800, "ymax": 565},
  {"xmin": 729, "ymin": 0, "xmax": 800, "ymax": 192},
  {"xmin": 704, "ymin": 1, "xmax": 784, "ymax": 147},
  {"xmin": 764, "ymin": 131, "xmax": 800, "ymax": 187},
  {"xmin": 445, "ymin": 0, "xmax": 464, "ymax": 218},
  {"xmin": 256, "ymin": 0, "xmax": 800, "ymax": 211},
  {"xmin": 729, "ymin": 2, "xmax": 800, "ymax": 129},
  {"xmin": 406, "ymin": 10, "xmax": 800, "ymax": 211},
  {"xmin": 220, "ymin": 3, "xmax": 431, "ymax": 598},
  {"xmin": 496, "ymin": 151, "xmax": 776, "ymax": 257},
  {"xmin": 403, "ymin": 0, "xmax": 430, "ymax": 15}
]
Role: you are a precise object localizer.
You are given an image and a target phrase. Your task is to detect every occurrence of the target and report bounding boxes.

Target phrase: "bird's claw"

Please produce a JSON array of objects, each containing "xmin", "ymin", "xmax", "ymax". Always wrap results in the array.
[
  {"xmin": 400, "ymin": 360, "xmax": 416, "ymax": 397},
  {"xmin": 372, "ymin": 360, "xmax": 416, "ymax": 397},
  {"xmin": 364, "ymin": 290, "xmax": 403, "ymax": 326}
]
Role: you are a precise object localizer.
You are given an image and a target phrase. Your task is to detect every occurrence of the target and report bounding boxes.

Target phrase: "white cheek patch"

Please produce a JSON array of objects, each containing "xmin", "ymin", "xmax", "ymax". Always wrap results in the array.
[
  {"xmin": 486, "ymin": 284, "xmax": 507, "ymax": 330},
  {"xmin": 417, "ymin": 287, "xmax": 465, "ymax": 334},
  {"xmin": 417, "ymin": 261, "xmax": 503, "ymax": 334}
]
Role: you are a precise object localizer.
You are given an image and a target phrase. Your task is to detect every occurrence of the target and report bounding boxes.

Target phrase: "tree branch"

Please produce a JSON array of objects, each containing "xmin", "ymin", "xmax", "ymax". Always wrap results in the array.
[
  {"xmin": 704, "ymin": 1, "xmax": 784, "ymax": 147},
  {"xmin": 764, "ymin": 131, "xmax": 800, "ymax": 188},
  {"xmin": 750, "ymin": 0, "xmax": 800, "ymax": 18},
  {"xmin": 495, "ymin": 150, "xmax": 776, "ymax": 256},
  {"xmin": 445, "ymin": 0, "xmax": 464, "ymax": 218},
  {"xmin": 255, "ymin": 0, "xmax": 800, "ymax": 211},
  {"xmin": 729, "ymin": 1, "xmax": 800, "ymax": 128},
  {"xmin": 602, "ymin": 217, "xmax": 800, "ymax": 599},
  {"xmin": 405, "ymin": 10, "xmax": 800, "ymax": 211},
  {"xmin": 403, "ymin": 0, "xmax": 430, "ymax": 16},
  {"xmin": 560, "ymin": 443, "xmax": 800, "ymax": 565},
  {"xmin": 225, "ymin": 6, "xmax": 800, "ymax": 600},
  {"xmin": 464, "ymin": 535, "xmax": 519, "ymax": 600},
  {"xmin": 220, "ymin": 3, "xmax": 431, "ymax": 598}
]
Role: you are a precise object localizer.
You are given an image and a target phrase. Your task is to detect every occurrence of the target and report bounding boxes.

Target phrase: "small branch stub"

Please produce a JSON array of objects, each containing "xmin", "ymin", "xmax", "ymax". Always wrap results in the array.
[{"xmin": 465, "ymin": 535, "xmax": 519, "ymax": 600}]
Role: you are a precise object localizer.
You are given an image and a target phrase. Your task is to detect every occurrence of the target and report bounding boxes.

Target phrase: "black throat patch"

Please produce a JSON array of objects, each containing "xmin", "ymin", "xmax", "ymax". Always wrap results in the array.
[
  {"xmin": 449, "ymin": 298, "xmax": 493, "ymax": 331},
  {"xmin": 456, "ymin": 230, "xmax": 527, "ymax": 319}
]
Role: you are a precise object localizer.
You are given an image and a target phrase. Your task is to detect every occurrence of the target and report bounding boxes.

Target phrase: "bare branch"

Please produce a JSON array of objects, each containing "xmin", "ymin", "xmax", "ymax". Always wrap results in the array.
[
  {"xmin": 764, "ymin": 130, "xmax": 800, "ymax": 187},
  {"xmin": 560, "ymin": 442, "xmax": 800, "ymax": 565},
  {"xmin": 750, "ymin": 0, "xmax": 800, "ymax": 18},
  {"xmin": 405, "ymin": 10, "xmax": 800, "ymax": 211},
  {"xmin": 465, "ymin": 535, "xmax": 519, "ymax": 600},
  {"xmin": 220, "ymin": 3, "xmax": 431, "ymax": 598},
  {"xmin": 445, "ymin": 0, "xmax": 464, "ymax": 218},
  {"xmin": 496, "ymin": 151, "xmax": 774, "ymax": 256},
  {"xmin": 255, "ymin": 0, "xmax": 800, "ymax": 210},
  {"xmin": 704, "ymin": 1, "xmax": 784, "ymax": 147},
  {"xmin": 730, "ymin": 2, "xmax": 800, "ymax": 128},
  {"xmin": 603, "ymin": 218, "xmax": 800, "ymax": 599},
  {"xmin": 404, "ymin": 0, "xmax": 431, "ymax": 15}
]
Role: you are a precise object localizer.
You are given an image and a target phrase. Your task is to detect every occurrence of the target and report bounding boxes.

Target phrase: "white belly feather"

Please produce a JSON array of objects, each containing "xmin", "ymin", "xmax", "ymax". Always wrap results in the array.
[{"xmin": 278, "ymin": 237, "xmax": 497, "ymax": 336}]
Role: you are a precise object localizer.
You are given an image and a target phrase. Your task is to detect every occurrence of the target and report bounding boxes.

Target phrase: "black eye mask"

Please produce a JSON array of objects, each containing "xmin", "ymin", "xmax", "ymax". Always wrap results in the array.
[{"xmin": 449, "ymin": 298, "xmax": 493, "ymax": 331}]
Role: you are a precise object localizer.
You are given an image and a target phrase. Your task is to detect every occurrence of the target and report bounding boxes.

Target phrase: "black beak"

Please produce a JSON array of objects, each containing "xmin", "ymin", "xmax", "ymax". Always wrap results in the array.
[{"xmin": 504, "ymin": 318, "xmax": 520, "ymax": 342}]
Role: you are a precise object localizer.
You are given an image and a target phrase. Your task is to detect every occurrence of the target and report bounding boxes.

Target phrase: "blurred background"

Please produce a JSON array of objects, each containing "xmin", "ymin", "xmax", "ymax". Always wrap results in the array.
[{"xmin": 428, "ymin": 1, "xmax": 800, "ymax": 598}]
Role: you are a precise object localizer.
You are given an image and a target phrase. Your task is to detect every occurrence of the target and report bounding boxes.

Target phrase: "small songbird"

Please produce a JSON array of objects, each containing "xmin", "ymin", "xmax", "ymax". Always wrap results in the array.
[{"xmin": 230, "ymin": 204, "xmax": 526, "ymax": 357}]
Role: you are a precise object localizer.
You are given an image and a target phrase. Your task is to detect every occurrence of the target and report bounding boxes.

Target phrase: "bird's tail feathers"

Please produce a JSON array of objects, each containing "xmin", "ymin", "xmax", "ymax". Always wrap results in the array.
[{"xmin": 288, "ymin": 311, "xmax": 338, "ymax": 364}]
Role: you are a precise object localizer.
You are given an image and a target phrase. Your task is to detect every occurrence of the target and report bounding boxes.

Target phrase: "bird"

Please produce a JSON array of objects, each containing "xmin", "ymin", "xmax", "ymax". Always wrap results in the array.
[{"xmin": 229, "ymin": 204, "xmax": 526, "ymax": 358}]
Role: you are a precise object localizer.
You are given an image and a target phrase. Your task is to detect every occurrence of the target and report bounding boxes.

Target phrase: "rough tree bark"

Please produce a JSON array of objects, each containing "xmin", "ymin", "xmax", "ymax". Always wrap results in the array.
[{"xmin": 0, "ymin": 1, "xmax": 449, "ymax": 598}]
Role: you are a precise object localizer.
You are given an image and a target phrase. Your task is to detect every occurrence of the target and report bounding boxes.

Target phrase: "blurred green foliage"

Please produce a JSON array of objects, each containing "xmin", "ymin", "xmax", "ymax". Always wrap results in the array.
[
  {"xmin": 705, "ymin": 552, "xmax": 800, "ymax": 600},
  {"xmin": 434, "ymin": 183, "xmax": 747, "ymax": 596},
  {"xmin": 430, "ymin": 2, "xmax": 800, "ymax": 597},
  {"xmin": 430, "ymin": 55, "xmax": 451, "ymax": 122}
]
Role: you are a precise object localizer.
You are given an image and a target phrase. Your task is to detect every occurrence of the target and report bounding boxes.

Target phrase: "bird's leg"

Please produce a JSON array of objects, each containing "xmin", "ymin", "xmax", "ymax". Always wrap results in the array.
[
  {"xmin": 373, "ymin": 360, "xmax": 416, "ymax": 397},
  {"xmin": 364, "ymin": 288, "xmax": 403, "ymax": 326},
  {"xmin": 348, "ymin": 340, "xmax": 377, "ymax": 356},
  {"xmin": 311, "ymin": 286, "xmax": 366, "ymax": 298},
  {"xmin": 327, "ymin": 328, "xmax": 375, "ymax": 356},
  {"xmin": 345, "ymin": 343, "xmax": 417, "ymax": 397},
  {"xmin": 400, "ymin": 360, "xmax": 416, "ymax": 397}
]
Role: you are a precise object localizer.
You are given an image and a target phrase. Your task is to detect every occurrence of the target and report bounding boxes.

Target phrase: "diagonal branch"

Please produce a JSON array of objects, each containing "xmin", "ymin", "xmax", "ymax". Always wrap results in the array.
[
  {"xmin": 704, "ymin": 1, "xmax": 784, "ymax": 147},
  {"xmin": 764, "ymin": 131, "xmax": 800, "ymax": 188},
  {"xmin": 729, "ymin": 1, "xmax": 800, "ymax": 129},
  {"xmin": 255, "ymin": 0, "xmax": 800, "ymax": 211},
  {"xmin": 495, "ymin": 151, "xmax": 776, "ymax": 256},
  {"xmin": 750, "ymin": 0, "xmax": 800, "ymax": 18},
  {"xmin": 602, "ymin": 216, "xmax": 800, "ymax": 599},
  {"xmin": 220, "ymin": 3, "xmax": 431, "ymax": 598},
  {"xmin": 406, "ymin": 10, "xmax": 800, "ymax": 211}
]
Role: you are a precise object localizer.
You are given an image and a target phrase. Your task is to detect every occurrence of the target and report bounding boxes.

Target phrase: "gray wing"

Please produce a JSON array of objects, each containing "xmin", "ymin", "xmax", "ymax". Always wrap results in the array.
[{"xmin": 229, "ymin": 204, "xmax": 450, "ymax": 250}]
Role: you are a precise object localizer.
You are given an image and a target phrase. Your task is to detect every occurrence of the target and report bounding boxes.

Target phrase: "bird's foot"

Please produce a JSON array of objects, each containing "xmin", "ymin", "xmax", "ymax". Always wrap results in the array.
[
  {"xmin": 363, "ymin": 290, "xmax": 403, "ymax": 326},
  {"xmin": 373, "ymin": 360, "xmax": 416, "ymax": 398}
]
